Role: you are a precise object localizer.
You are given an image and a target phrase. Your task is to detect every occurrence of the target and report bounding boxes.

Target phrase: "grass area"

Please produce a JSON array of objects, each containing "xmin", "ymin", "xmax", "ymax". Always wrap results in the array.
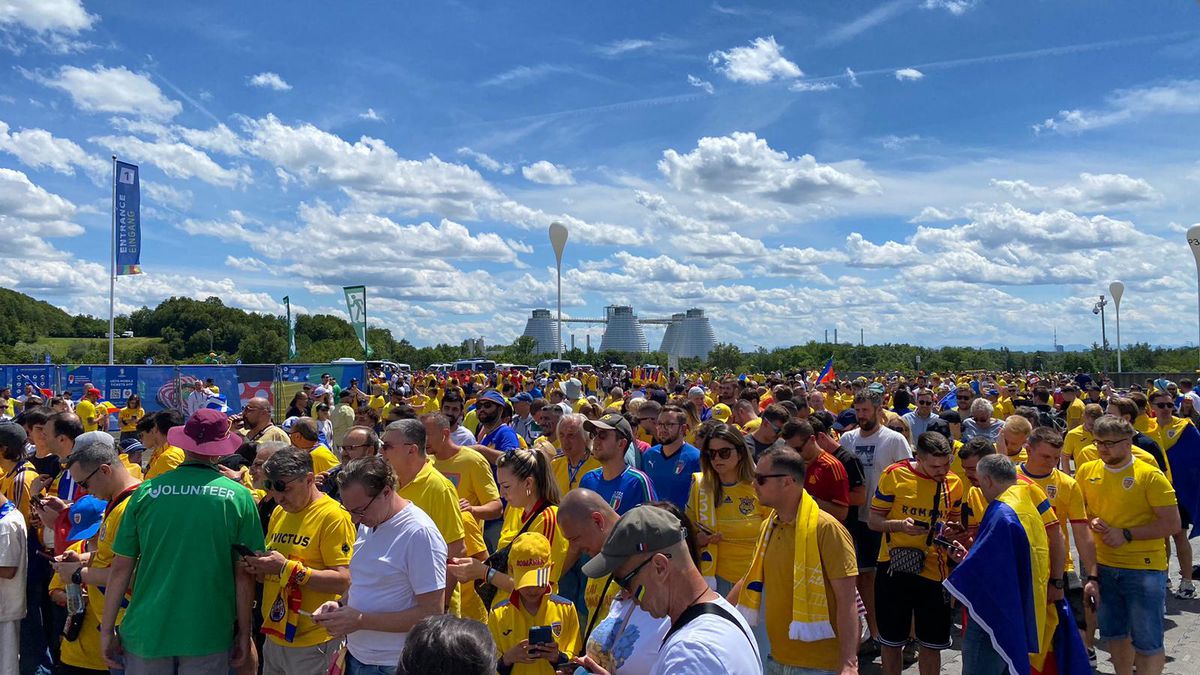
[{"xmin": 31, "ymin": 337, "xmax": 163, "ymax": 361}]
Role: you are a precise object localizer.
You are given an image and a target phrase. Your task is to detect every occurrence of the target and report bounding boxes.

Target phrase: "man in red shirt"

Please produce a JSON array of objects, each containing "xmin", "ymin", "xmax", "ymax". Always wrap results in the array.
[{"xmin": 781, "ymin": 419, "xmax": 850, "ymax": 521}]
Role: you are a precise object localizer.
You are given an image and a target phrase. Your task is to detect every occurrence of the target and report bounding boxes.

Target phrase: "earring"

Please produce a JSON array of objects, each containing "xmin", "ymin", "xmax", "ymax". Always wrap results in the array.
[{"xmin": 526, "ymin": 489, "xmax": 532, "ymax": 497}]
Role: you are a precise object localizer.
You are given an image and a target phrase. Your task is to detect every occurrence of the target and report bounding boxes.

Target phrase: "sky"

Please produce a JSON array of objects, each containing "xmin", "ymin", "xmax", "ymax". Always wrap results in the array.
[{"xmin": 2, "ymin": 0, "xmax": 1200, "ymax": 352}]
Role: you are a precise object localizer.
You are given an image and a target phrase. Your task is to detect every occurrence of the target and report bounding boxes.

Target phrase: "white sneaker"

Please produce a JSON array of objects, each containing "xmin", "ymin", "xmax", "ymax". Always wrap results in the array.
[{"xmin": 1175, "ymin": 579, "xmax": 1196, "ymax": 599}]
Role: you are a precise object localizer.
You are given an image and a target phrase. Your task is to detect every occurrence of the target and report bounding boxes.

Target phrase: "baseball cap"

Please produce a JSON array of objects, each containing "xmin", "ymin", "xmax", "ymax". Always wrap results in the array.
[
  {"xmin": 583, "ymin": 505, "xmax": 686, "ymax": 579},
  {"xmin": 118, "ymin": 438, "xmax": 146, "ymax": 455},
  {"xmin": 66, "ymin": 431, "xmax": 115, "ymax": 466},
  {"xmin": 0, "ymin": 422, "xmax": 28, "ymax": 456},
  {"xmin": 313, "ymin": 386, "xmax": 329, "ymax": 397},
  {"xmin": 687, "ymin": 386, "xmax": 705, "ymax": 397},
  {"xmin": 867, "ymin": 382, "xmax": 885, "ymax": 395},
  {"xmin": 583, "ymin": 413, "xmax": 633, "ymax": 444},
  {"xmin": 509, "ymin": 531, "xmax": 553, "ymax": 590},
  {"xmin": 832, "ymin": 409, "xmax": 858, "ymax": 432},
  {"xmin": 477, "ymin": 390, "xmax": 507, "ymax": 407},
  {"xmin": 711, "ymin": 403, "xmax": 731, "ymax": 423},
  {"xmin": 512, "ymin": 392, "xmax": 533, "ymax": 404},
  {"xmin": 86, "ymin": 387, "xmax": 102, "ymax": 397},
  {"xmin": 167, "ymin": 408, "xmax": 242, "ymax": 457},
  {"xmin": 67, "ymin": 495, "xmax": 107, "ymax": 541}
]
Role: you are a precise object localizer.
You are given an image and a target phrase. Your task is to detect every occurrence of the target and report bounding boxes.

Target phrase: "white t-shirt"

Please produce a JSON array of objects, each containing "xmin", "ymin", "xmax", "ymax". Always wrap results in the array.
[
  {"xmin": 649, "ymin": 595, "xmax": 761, "ymax": 675},
  {"xmin": 840, "ymin": 425, "xmax": 913, "ymax": 521},
  {"xmin": 0, "ymin": 506, "xmax": 28, "ymax": 622},
  {"xmin": 450, "ymin": 426, "xmax": 476, "ymax": 447},
  {"xmin": 586, "ymin": 596, "xmax": 670, "ymax": 675},
  {"xmin": 345, "ymin": 502, "xmax": 447, "ymax": 666}
]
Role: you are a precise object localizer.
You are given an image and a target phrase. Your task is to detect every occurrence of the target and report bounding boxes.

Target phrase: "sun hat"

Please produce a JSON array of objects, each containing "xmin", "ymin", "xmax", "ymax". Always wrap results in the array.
[{"xmin": 167, "ymin": 408, "xmax": 243, "ymax": 457}]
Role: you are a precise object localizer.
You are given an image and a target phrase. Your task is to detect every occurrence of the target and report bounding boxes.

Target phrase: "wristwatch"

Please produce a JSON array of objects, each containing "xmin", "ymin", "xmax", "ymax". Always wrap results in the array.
[
  {"xmin": 1049, "ymin": 578, "xmax": 1065, "ymax": 589},
  {"xmin": 1122, "ymin": 528, "xmax": 1133, "ymax": 542},
  {"xmin": 1086, "ymin": 575, "xmax": 1101, "ymax": 583}
]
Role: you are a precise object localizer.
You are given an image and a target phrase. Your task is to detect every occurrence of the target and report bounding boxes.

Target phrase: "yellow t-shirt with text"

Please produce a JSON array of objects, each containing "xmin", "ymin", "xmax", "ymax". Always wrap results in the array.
[
  {"xmin": 488, "ymin": 594, "xmax": 580, "ymax": 675},
  {"xmin": 870, "ymin": 461, "xmax": 963, "ymax": 582},
  {"xmin": 261, "ymin": 495, "xmax": 356, "ymax": 647},
  {"xmin": 500, "ymin": 505, "xmax": 568, "ymax": 586},
  {"xmin": 687, "ymin": 477, "xmax": 770, "ymax": 583}
]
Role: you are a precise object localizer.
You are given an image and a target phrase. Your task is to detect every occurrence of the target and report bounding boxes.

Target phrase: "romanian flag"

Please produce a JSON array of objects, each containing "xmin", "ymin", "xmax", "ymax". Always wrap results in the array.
[
  {"xmin": 1167, "ymin": 422, "xmax": 1200, "ymax": 537},
  {"xmin": 816, "ymin": 357, "xmax": 835, "ymax": 384}
]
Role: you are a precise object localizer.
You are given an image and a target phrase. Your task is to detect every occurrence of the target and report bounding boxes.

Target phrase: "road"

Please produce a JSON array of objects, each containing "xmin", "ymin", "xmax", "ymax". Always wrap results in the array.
[{"xmin": 859, "ymin": 540, "xmax": 1199, "ymax": 674}]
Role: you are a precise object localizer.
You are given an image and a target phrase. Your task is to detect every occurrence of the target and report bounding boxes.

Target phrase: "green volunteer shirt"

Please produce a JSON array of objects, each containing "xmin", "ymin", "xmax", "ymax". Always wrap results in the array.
[{"xmin": 112, "ymin": 461, "xmax": 261, "ymax": 659}]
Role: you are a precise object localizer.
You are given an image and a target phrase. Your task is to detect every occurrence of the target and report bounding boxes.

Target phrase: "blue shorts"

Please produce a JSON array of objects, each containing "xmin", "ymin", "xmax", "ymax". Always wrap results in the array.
[{"xmin": 1097, "ymin": 564, "xmax": 1167, "ymax": 655}]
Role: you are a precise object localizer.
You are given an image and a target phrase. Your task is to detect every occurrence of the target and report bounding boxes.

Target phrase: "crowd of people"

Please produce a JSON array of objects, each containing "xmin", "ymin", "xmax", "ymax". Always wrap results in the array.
[{"xmin": 1, "ymin": 365, "xmax": 1197, "ymax": 675}]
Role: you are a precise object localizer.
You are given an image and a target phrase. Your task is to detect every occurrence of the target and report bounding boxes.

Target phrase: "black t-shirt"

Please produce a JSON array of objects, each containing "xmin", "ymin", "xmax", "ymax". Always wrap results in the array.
[
  {"xmin": 832, "ymin": 445, "xmax": 866, "ymax": 525},
  {"xmin": 744, "ymin": 433, "xmax": 773, "ymax": 461}
]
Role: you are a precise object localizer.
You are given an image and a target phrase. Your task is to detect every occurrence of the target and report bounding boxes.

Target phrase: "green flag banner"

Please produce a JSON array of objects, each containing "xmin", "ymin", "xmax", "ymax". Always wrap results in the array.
[{"xmin": 343, "ymin": 285, "xmax": 372, "ymax": 357}]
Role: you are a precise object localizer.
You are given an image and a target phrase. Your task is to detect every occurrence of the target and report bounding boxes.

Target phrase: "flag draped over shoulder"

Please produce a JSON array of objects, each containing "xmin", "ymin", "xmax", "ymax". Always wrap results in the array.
[
  {"xmin": 1167, "ymin": 422, "xmax": 1200, "ymax": 537},
  {"xmin": 944, "ymin": 498, "xmax": 1037, "ymax": 675}
]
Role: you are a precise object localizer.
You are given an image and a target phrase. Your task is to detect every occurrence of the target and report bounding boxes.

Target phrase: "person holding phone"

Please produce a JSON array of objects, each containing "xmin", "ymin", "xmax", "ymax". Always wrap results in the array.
[{"xmin": 488, "ymin": 531, "xmax": 579, "ymax": 674}]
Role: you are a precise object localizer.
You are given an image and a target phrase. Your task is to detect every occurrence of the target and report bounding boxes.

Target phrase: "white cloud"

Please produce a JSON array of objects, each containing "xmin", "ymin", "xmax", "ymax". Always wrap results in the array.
[
  {"xmin": 708, "ymin": 36, "xmax": 802, "ymax": 84},
  {"xmin": 142, "ymin": 181, "xmax": 193, "ymax": 209},
  {"xmin": 845, "ymin": 67, "xmax": 861, "ymax": 88},
  {"xmin": 879, "ymin": 134, "xmax": 921, "ymax": 150},
  {"xmin": 456, "ymin": 147, "xmax": 514, "ymax": 174},
  {"xmin": 0, "ymin": 120, "xmax": 108, "ymax": 179},
  {"xmin": 175, "ymin": 123, "xmax": 244, "ymax": 156},
  {"xmin": 687, "ymin": 74, "xmax": 714, "ymax": 95},
  {"xmin": 480, "ymin": 64, "xmax": 571, "ymax": 87},
  {"xmin": 894, "ymin": 68, "xmax": 925, "ymax": 81},
  {"xmin": 247, "ymin": 71, "xmax": 291, "ymax": 91},
  {"xmin": 0, "ymin": 0, "xmax": 94, "ymax": 33},
  {"xmin": 522, "ymin": 160, "xmax": 575, "ymax": 186},
  {"xmin": 658, "ymin": 131, "xmax": 879, "ymax": 204},
  {"xmin": 1034, "ymin": 79, "xmax": 1200, "ymax": 134},
  {"xmin": 0, "ymin": 168, "xmax": 81, "ymax": 236},
  {"xmin": 241, "ymin": 114, "xmax": 501, "ymax": 215},
  {"xmin": 33, "ymin": 65, "xmax": 182, "ymax": 119},
  {"xmin": 359, "ymin": 108, "xmax": 383, "ymax": 121},
  {"xmin": 224, "ymin": 255, "xmax": 269, "ymax": 272},
  {"xmin": 922, "ymin": 0, "xmax": 979, "ymax": 14},
  {"xmin": 790, "ymin": 81, "xmax": 838, "ymax": 92},
  {"xmin": 990, "ymin": 172, "xmax": 1159, "ymax": 210},
  {"xmin": 90, "ymin": 134, "xmax": 253, "ymax": 187},
  {"xmin": 597, "ymin": 38, "xmax": 657, "ymax": 57}
]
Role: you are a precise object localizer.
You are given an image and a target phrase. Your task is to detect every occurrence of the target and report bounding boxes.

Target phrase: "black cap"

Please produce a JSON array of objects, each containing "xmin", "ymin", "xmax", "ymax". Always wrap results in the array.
[
  {"xmin": 0, "ymin": 422, "xmax": 27, "ymax": 455},
  {"xmin": 832, "ymin": 409, "xmax": 857, "ymax": 432}
]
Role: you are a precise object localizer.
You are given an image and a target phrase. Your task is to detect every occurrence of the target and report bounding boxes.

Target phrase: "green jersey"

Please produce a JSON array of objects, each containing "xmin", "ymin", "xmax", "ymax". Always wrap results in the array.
[{"xmin": 113, "ymin": 461, "xmax": 261, "ymax": 658}]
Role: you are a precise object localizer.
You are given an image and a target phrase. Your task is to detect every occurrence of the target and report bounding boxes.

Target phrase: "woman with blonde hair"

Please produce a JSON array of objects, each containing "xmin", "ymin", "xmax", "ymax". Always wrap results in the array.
[
  {"xmin": 448, "ymin": 447, "xmax": 568, "ymax": 607},
  {"xmin": 687, "ymin": 423, "xmax": 770, "ymax": 593}
]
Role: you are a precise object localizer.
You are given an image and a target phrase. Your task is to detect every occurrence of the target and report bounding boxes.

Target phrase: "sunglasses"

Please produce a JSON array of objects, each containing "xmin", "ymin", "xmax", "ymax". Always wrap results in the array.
[
  {"xmin": 344, "ymin": 491, "xmax": 379, "ymax": 518},
  {"xmin": 266, "ymin": 475, "xmax": 305, "ymax": 492},
  {"xmin": 754, "ymin": 473, "xmax": 788, "ymax": 486},
  {"xmin": 616, "ymin": 551, "xmax": 672, "ymax": 591},
  {"xmin": 77, "ymin": 463, "xmax": 109, "ymax": 490},
  {"xmin": 705, "ymin": 444, "xmax": 736, "ymax": 460},
  {"xmin": 1154, "ymin": 402, "xmax": 1175, "ymax": 410},
  {"xmin": 918, "ymin": 400, "xmax": 934, "ymax": 405}
]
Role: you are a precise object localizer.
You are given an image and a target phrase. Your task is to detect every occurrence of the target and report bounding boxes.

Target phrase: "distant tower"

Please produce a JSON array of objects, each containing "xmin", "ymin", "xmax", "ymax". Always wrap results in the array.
[
  {"xmin": 674, "ymin": 308, "xmax": 716, "ymax": 360},
  {"xmin": 521, "ymin": 309, "xmax": 562, "ymax": 355},
  {"xmin": 599, "ymin": 305, "xmax": 649, "ymax": 353},
  {"xmin": 659, "ymin": 313, "xmax": 685, "ymax": 354}
]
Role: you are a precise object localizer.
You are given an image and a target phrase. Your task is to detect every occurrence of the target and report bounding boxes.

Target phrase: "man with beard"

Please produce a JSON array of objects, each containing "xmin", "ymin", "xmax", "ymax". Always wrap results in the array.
[
  {"xmin": 440, "ymin": 390, "xmax": 477, "ymax": 447},
  {"xmin": 467, "ymin": 391, "xmax": 521, "ymax": 465}
]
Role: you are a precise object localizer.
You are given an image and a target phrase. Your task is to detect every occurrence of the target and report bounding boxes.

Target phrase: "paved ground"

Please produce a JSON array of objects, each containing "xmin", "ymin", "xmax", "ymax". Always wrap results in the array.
[{"xmin": 858, "ymin": 540, "xmax": 1200, "ymax": 674}]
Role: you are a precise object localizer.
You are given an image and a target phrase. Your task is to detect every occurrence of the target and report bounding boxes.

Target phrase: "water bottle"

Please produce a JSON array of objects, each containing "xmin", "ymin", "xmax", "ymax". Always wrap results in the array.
[{"xmin": 66, "ymin": 576, "xmax": 84, "ymax": 616}]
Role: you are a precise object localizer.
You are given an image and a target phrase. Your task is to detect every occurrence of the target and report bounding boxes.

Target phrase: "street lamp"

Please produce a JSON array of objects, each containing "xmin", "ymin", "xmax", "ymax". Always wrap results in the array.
[
  {"xmin": 1092, "ymin": 296, "xmax": 1108, "ymax": 371},
  {"xmin": 1109, "ymin": 281, "xmax": 1124, "ymax": 373},
  {"xmin": 549, "ymin": 222, "xmax": 569, "ymax": 360},
  {"xmin": 1187, "ymin": 225, "xmax": 1200, "ymax": 369}
]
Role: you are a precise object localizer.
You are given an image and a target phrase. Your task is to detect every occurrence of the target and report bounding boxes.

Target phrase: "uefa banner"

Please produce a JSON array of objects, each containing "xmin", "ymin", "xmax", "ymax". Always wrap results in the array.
[{"xmin": 114, "ymin": 160, "xmax": 141, "ymax": 275}]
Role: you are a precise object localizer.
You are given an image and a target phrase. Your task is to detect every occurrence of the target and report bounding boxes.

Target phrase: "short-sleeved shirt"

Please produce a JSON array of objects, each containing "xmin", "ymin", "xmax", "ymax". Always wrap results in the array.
[
  {"xmin": 0, "ymin": 458, "xmax": 37, "ymax": 526},
  {"xmin": 578, "ymin": 467, "xmax": 657, "ymax": 515},
  {"xmin": 87, "ymin": 483, "xmax": 139, "ymax": 640},
  {"xmin": 870, "ymin": 460, "xmax": 963, "ymax": 582},
  {"xmin": 765, "ymin": 510, "xmax": 858, "ymax": 670},
  {"xmin": 308, "ymin": 444, "xmax": 340, "ymax": 475},
  {"xmin": 551, "ymin": 452, "xmax": 602, "ymax": 496},
  {"xmin": 119, "ymin": 407, "xmax": 144, "ymax": 432},
  {"xmin": 962, "ymin": 475, "xmax": 1057, "ymax": 535},
  {"xmin": 641, "ymin": 443, "xmax": 701, "ymax": 510},
  {"xmin": 499, "ymin": 504, "xmax": 568, "ymax": 586},
  {"xmin": 840, "ymin": 426, "xmax": 912, "ymax": 522},
  {"xmin": 478, "ymin": 424, "xmax": 520, "ymax": 454},
  {"xmin": 113, "ymin": 462, "xmax": 262, "ymax": 658},
  {"xmin": 76, "ymin": 399, "xmax": 99, "ymax": 432},
  {"xmin": 1018, "ymin": 464, "xmax": 1087, "ymax": 573},
  {"xmin": 650, "ymin": 595, "xmax": 760, "ymax": 675},
  {"xmin": 687, "ymin": 477, "xmax": 770, "ymax": 583},
  {"xmin": 0, "ymin": 505, "xmax": 28, "ymax": 623},
  {"xmin": 1062, "ymin": 426, "xmax": 1093, "ymax": 468},
  {"xmin": 1076, "ymin": 458, "xmax": 1177, "ymax": 570},
  {"xmin": 489, "ymin": 594, "xmax": 580, "ymax": 675},
  {"xmin": 805, "ymin": 450, "xmax": 850, "ymax": 509},
  {"xmin": 397, "ymin": 460, "xmax": 465, "ymax": 548},
  {"xmin": 261, "ymin": 494, "xmax": 356, "ymax": 647},
  {"xmin": 433, "ymin": 449, "xmax": 499, "ymax": 508},
  {"xmin": 144, "ymin": 444, "xmax": 185, "ymax": 480}
]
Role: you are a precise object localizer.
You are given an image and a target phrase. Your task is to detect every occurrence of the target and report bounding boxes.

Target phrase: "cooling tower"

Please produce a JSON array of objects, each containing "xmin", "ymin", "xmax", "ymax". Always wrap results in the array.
[
  {"xmin": 521, "ymin": 309, "xmax": 562, "ymax": 354},
  {"xmin": 672, "ymin": 308, "xmax": 716, "ymax": 360},
  {"xmin": 599, "ymin": 305, "xmax": 649, "ymax": 353},
  {"xmin": 658, "ymin": 313, "xmax": 685, "ymax": 355}
]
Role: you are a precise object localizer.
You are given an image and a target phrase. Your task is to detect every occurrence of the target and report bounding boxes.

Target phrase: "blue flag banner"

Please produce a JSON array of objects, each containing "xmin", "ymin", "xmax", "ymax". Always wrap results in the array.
[
  {"xmin": 114, "ymin": 161, "xmax": 141, "ymax": 275},
  {"xmin": 1166, "ymin": 422, "xmax": 1200, "ymax": 537}
]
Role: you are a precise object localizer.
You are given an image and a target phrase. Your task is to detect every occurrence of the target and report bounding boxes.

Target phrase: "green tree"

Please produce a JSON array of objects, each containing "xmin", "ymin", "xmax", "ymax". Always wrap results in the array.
[{"xmin": 238, "ymin": 331, "xmax": 287, "ymax": 364}]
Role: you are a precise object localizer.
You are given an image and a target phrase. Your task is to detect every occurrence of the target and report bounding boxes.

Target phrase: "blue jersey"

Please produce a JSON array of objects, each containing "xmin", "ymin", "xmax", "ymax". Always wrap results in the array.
[
  {"xmin": 579, "ymin": 467, "xmax": 657, "ymax": 515},
  {"xmin": 641, "ymin": 443, "xmax": 701, "ymax": 510}
]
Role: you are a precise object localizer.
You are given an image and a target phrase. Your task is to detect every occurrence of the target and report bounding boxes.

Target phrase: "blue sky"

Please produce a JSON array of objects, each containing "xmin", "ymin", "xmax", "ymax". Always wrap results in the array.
[{"xmin": 2, "ymin": 0, "xmax": 1200, "ymax": 350}]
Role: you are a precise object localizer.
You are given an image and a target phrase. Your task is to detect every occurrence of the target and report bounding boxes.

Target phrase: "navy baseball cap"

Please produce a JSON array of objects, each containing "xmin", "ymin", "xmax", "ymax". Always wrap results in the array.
[{"xmin": 832, "ymin": 409, "xmax": 858, "ymax": 432}]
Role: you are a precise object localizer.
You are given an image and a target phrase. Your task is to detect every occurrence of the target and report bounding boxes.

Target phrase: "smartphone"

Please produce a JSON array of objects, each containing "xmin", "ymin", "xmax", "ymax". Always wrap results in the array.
[
  {"xmin": 232, "ymin": 544, "xmax": 256, "ymax": 558},
  {"xmin": 911, "ymin": 520, "xmax": 930, "ymax": 530},
  {"xmin": 932, "ymin": 536, "xmax": 955, "ymax": 550},
  {"xmin": 528, "ymin": 625, "xmax": 553, "ymax": 646}
]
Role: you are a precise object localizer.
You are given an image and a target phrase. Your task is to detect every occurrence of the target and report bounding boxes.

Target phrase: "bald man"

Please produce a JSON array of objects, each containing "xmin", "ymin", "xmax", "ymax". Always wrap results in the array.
[
  {"xmin": 237, "ymin": 397, "xmax": 288, "ymax": 444},
  {"xmin": 558, "ymin": 489, "xmax": 624, "ymax": 630}
]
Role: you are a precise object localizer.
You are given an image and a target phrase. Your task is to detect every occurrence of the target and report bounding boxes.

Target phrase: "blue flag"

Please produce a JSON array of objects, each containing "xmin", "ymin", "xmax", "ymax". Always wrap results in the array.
[
  {"xmin": 1052, "ymin": 600, "xmax": 1091, "ymax": 675},
  {"xmin": 944, "ymin": 499, "xmax": 1037, "ymax": 675},
  {"xmin": 938, "ymin": 390, "xmax": 957, "ymax": 411},
  {"xmin": 114, "ymin": 161, "xmax": 141, "ymax": 275},
  {"xmin": 1167, "ymin": 422, "xmax": 1200, "ymax": 537}
]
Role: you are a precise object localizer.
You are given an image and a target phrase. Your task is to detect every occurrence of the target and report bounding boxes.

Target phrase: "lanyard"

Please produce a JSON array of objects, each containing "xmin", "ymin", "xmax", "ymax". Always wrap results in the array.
[{"xmin": 566, "ymin": 453, "xmax": 592, "ymax": 489}]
